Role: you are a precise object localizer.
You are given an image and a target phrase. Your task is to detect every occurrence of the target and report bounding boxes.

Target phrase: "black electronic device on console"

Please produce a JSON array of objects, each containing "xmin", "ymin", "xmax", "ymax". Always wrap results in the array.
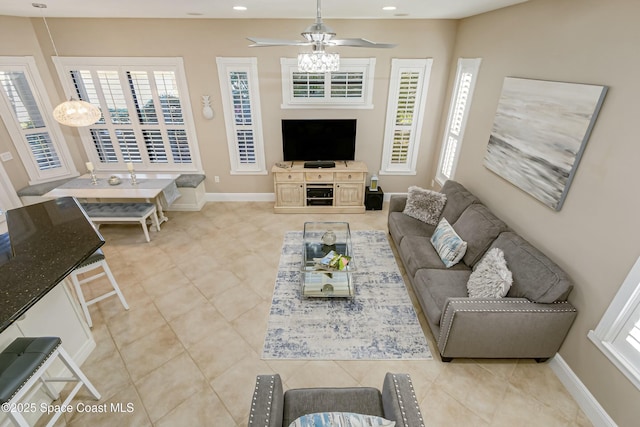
[{"xmin": 303, "ymin": 160, "xmax": 335, "ymax": 168}]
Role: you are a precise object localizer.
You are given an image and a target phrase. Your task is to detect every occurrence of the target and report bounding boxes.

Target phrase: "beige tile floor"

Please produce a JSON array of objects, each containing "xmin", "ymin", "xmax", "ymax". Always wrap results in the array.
[{"xmin": 47, "ymin": 202, "xmax": 591, "ymax": 426}]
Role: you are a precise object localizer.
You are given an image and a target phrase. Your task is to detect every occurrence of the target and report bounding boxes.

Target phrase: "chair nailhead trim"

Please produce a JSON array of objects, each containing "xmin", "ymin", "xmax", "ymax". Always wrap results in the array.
[
  {"xmin": 391, "ymin": 374, "xmax": 425, "ymax": 427},
  {"xmin": 249, "ymin": 375, "xmax": 276, "ymax": 425},
  {"xmin": 438, "ymin": 300, "xmax": 576, "ymax": 347}
]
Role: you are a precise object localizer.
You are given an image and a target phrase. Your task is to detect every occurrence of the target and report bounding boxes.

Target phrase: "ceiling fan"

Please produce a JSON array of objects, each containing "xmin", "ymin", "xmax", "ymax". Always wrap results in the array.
[{"xmin": 247, "ymin": 0, "xmax": 397, "ymax": 50}]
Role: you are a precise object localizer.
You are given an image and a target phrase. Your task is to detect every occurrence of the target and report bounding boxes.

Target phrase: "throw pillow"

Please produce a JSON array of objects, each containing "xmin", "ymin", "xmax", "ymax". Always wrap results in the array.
[
  {"xmin": 288, "ymin": 412, "xmax": 396, "ymax": 427},
  {"xmin": 467, "ymin": 248, "xmax": 513, "ymax": 298},
  {"xmin": 430, "ymin": 218, "xmax": 467, "ymax": 268},
  {"xmin": 403, "ymin": 186, "xmax": 447, "ymax": 225}
]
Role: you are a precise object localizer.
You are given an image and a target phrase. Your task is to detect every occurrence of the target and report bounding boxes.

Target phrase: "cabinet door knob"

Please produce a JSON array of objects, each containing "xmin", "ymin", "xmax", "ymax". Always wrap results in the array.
[
  {"xmin": 318, "ymin": 174, "xmax": 322, "ymax": 179},
  {"xmin": 348, "ymin": 174, "xmax": 352, "ymax": 179},
  {"xmin": 288, "ymin": 174, "xmax": 292, "ymax": 179}
]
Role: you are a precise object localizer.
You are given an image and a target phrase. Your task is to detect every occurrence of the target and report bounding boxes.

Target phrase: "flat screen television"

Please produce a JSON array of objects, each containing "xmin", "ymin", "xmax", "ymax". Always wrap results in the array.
[{"xmin": 282, "ymin": 119, "xmax": 356, "ymax": 162}]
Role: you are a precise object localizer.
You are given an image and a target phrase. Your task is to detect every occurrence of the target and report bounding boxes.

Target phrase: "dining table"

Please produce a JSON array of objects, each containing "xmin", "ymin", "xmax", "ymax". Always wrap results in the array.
[{"xmin": 43, "ymin": 172, "xmax": 181, "ymax": 225}]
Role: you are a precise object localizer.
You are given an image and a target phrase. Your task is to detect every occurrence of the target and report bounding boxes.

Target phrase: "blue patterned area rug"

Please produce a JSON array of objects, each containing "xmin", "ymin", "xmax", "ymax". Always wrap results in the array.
[{"xmin": 262, "ymin": 230, "xmax": 432, "ymax": 360}]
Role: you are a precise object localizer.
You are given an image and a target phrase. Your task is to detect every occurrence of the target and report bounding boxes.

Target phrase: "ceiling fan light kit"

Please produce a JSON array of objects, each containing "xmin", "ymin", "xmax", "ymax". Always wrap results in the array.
[
  {"xmin": 248, "ymin": 0, "xmax": 395, "ymax": 73},
  {"xmin": 298, "ymin": 51, "xmax": 340, "ymax": 73}
]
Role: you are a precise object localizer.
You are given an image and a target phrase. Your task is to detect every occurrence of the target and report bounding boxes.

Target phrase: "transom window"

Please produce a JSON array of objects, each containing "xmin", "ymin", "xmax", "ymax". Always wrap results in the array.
[
  {"xmin": 280, "ymin": 58, "xmax": 375, "ymax": 109},
  {"xmin": 53, "ymin": 57, "xmax": 202, "ymax": 173}
]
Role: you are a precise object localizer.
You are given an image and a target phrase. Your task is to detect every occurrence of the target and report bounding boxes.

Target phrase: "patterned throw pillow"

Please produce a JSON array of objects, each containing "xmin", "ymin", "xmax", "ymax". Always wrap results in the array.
[
  {"xmin": 430, "ymin": 218, "xmax": 467, "ymax": 268},
  {"xmin": 403, "ymin": 186, "xmax": 447, "ymax": 225},
  {"xmin": 467, "ymin": 248, "xmax": 513, "ymax": 298},
  {"xmin": 288, "ymin": 412, "xmax": 396, "ymax": 427}
]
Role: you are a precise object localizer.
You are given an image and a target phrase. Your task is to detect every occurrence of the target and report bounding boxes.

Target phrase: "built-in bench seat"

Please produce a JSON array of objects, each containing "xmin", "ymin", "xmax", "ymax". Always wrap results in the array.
[
  {"xmin": 81, "ymin": 202, "xmax": 160, "ymax": 242},
  {"xmin": 167, "ymin": 174, "xmax": 206, "ymax": 211},
  {"xmin": 175, "ymin": 174, "xmax": 205, "ymax": 188},
  {"xmin": 17, "ymin": 173, "xmax": 206, "ymax": 211},
  {"xmin": 16, "ymin": 177, "xmax": 74, "ymax": 206}
]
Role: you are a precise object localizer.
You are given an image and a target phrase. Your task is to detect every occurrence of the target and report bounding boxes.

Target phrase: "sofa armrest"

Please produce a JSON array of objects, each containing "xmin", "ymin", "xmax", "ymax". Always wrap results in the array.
[
  {"xmin": 248, "ymin": 374, "xmax": 284, "ymax": 427},
  {"xmin": 381, "ymin": 373, "xmax": 425, "ymax": 427},
  {"xmin": 438, "ymin": 298, "xmax": 577, "ymax": 360},
  {"xmin": 388, "ymin": 195, "xmax": 407, "ymax": 214}
]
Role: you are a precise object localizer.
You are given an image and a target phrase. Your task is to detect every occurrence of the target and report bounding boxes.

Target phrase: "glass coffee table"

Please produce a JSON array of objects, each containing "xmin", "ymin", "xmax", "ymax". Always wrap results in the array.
[{"xmin": 301, "ymin": 222, "xmax": 355, "ymax": 297}]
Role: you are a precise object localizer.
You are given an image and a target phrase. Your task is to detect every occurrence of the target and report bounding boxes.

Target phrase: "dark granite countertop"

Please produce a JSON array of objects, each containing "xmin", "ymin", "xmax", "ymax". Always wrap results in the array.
[{"xmin": 0, "ymin": 197, "xmax": 104, "ymax": 333}]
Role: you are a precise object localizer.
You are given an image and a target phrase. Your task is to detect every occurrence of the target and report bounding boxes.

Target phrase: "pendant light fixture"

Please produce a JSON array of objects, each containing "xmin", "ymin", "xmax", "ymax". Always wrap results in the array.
[{"xmin": 34, "ymin": 3, "xmax": 102, "ymax": 127}]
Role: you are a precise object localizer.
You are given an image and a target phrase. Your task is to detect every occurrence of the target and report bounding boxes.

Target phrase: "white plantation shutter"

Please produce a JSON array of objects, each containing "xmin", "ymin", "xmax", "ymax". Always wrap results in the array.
[
  {"xmin": 380, "ymin": 59, "xmax": 433, "ymax": 175},
  {"xmin": 616, "ymin": 313, "xmax": 640, "ymax": 356},
  {"xmin": 281, "ymin": 58, "xmax": 375, "ymax": 108},
  {"xmin": 330, "ymin": 72, "xmax": 364, "ymax": 98},
  {"xmin": 90, "ymin": 129, "xmax": 117, "ymax": 163},
  {"xmin": 0, "ymin": 57, "xmax": 76, "ymax": 183},
  {"xmin": 230, "ymin": 71, "xmax": 255, "ymax": 164},
  {"xmin": 54, "ymin": 57, "xmax": 202, "ymax": 173},
  {"xmin": 436, "ymin": 58, "xmax": 481, "ymax": 185},
  {"xmin": 589, "ymin": 256, "xmax": 640, "ymax": 391},
  {"xmin": 293, "ymin": 72, "xmax": 324, "ymax": 98},
  {"xmin": 216, "ymin": 57, "xmax": 266, "ymax": 174}
]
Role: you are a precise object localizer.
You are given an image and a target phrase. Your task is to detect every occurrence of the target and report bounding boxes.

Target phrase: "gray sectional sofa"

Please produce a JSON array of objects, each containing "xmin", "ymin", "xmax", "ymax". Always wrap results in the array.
[{"xmin": 388, "ymin": 180, "xmax": 577, "ymax": 362}]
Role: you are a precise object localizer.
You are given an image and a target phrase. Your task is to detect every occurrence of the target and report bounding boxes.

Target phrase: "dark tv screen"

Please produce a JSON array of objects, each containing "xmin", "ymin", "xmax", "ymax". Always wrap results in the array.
[{"xmin": 282, "ymin": 119, "xmax": 356, "ymax": 161}]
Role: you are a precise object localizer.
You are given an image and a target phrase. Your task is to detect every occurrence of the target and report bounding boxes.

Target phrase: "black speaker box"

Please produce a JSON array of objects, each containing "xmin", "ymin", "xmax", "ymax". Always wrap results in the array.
[{"xmin": 365, "ymin": 186, "xmax": 384, "ymax": 210}]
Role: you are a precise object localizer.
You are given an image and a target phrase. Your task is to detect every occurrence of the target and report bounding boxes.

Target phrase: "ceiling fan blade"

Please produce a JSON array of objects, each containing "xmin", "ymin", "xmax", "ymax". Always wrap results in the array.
[
  {"xmin": 330, "ymin": 38, "xmax": 397, "ymax": 48},
  {"xmin": 247, "ymin": 37, "xmax": 311, "ymax": 47}
]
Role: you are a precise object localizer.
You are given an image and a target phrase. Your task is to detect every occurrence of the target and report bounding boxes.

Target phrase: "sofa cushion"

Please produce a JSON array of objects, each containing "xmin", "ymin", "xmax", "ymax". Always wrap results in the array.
[
  {"xmin": 439, "ymin": 180, "xmax": 480, "ymax": 224},
  {"xmin": 489, "ymin": 232, "xmax": 573, "ymax": 303},
  {"xmin": 413, "ymin": 269, "xmax": 471, "ymax": 327},
  {"xmin": 399, "ymin": 236, "xmax": 469, "ymax": 277},
  {"xmin": 402, "ymin": 186, "xmax": 446, "ymax": 225},
  {"xmin": 388, "ymin": 211, "xmax": 435, "ymax": 247},
  {"xmin": 467, "ymin": 248, "xmax": 513, "ymax": 298},
  {"xmin": 430, "ymin": 218, "xmax": 468, "ymax": 268},
  {"xmin": 453, "ymin": 204, "xmax": 508, "ymax": 267}
]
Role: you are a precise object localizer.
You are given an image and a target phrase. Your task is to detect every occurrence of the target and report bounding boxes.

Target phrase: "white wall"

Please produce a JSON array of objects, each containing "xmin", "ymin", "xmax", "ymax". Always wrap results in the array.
[{"xmin": 448, "ymin": 0, "xmax": 640, "ymax": 425}]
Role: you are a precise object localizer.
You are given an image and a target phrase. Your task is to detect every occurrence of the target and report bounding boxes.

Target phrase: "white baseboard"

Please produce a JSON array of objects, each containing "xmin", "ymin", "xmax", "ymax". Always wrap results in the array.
[
  {"xmin": 205, "ymin": 192, "xmax": 275, "ymax": 202},
  {"xmin": 549, "ymin": 354, "xmax": 617, "ymax": 426},
  {"xmin": 204, "ymin": 192, "xmax": 402, "ymax": 203}
]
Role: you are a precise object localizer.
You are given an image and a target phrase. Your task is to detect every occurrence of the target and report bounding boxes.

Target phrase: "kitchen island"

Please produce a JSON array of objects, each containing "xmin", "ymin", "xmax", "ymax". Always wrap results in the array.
[{"xmin": 0, "ymin": 197, "xmax": 104, "ymax": 425}]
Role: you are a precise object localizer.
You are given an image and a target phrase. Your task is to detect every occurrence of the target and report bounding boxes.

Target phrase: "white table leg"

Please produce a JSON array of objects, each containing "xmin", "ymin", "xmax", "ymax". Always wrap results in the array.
[{"xmin": 148, "ymin": 197, "xmax": 169, "ymax": 225}]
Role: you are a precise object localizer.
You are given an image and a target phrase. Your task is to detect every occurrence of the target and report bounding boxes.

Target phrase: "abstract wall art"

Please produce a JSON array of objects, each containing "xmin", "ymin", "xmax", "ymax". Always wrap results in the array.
[{"xmin": 484, "ymin": 77, "xmax": 607, "ymax": 210}]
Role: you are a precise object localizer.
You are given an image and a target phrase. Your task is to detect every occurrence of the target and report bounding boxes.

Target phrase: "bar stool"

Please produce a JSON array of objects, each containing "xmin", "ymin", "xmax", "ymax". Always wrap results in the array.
[
  {"xmin": 0, "ymin": 337, "xmax": 100, "ymax": 427},
  {"xmin": 69, "ymin": 249, "xmax": 129, "ymax": 327}
]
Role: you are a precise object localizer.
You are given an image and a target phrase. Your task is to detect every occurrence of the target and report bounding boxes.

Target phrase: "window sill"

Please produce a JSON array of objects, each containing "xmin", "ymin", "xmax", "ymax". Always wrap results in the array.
[{"xmin": 588, "ymin": 330, "xmax": 640, "ymax": 391}]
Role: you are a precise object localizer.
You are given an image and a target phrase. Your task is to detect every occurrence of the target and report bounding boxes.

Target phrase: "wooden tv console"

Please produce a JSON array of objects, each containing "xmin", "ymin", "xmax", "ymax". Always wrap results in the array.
[{"xmin": 272, "ymin": 161, "xmax": 368, "ymax": 213}]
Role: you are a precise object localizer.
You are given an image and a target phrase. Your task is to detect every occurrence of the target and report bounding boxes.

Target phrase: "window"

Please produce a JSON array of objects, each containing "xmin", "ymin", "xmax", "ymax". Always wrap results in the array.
[
  {"xmin": 280, "ymin": 58, "xmax": 375, "ymax": 109},
  {"xmin": 216, "ymin": 57, "xmax": 266, "ymax": 175},
  {"xmin": 0, "ymin": 57, "xmax": 77, "ymax": 184},
  {"xmin": 379, "ymin": 58, "xmax": 433, "ymax": 175},
  {"xmin": 589, "ymin": 255, "xmax": 640, "ymax": 391},
  {"xmin": 435, "ymin": 58, "xmax": 481, "ymax": 185},
  {"xmin": 53, "ymin": 57, "xmax": 202, "ymax": 172}
]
